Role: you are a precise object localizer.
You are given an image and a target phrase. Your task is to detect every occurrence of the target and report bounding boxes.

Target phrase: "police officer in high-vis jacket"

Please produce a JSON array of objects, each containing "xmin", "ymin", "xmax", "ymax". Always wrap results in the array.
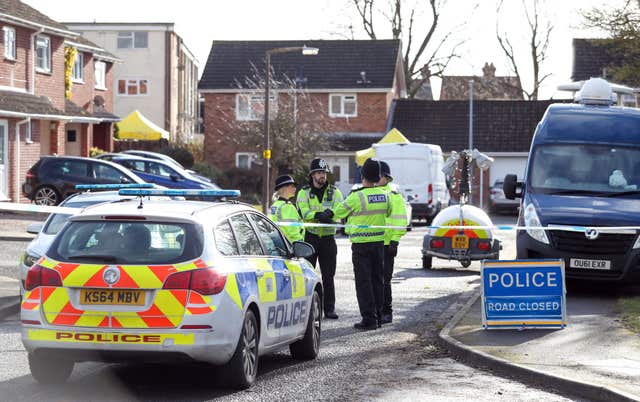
[
  {"xmin": 379, "ymin": 161, "xmax": 407, "ymax": 324},
  {"xmin": 327, "ymin": 158, "xmax": 391, "ymax": 330},
  {"xmin": 296, "ymin": 158, "xmax": 343, "ymax": 319},
  {"xmin": 269, "ymin": 175, "xmax": 304, "ymax": 243}
]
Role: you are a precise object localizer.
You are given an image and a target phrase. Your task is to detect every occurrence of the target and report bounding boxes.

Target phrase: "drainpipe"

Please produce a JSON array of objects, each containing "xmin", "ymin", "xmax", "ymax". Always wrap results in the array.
[
  {"xmin": 29, "ymin": 28, "xmax": 44, "ymax": 94},
  {"xmin": 15, "ymin": 118, "xmax": 30, "ymax": 202}
]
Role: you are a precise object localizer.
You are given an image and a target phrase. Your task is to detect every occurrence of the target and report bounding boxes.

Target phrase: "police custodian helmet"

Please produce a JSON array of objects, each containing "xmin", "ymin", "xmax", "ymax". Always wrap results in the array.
[
  {"xmin": 274, "ymin": 174, "xmax": 296, "ymax": 190},
  {"xmin": 361, "ymin": 158, "xmax": 381, "ymax": 182},
  {"xmin": 380, "ymin": 161, "xmax": 393, "ymax": 181},
  {"xmin": 309, "ymin": 158, "xmax": 330, "ymax": 175}
]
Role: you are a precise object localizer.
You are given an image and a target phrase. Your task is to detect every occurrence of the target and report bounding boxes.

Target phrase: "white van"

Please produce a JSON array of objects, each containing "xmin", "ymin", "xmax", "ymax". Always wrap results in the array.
[{"xmin": 373, "ymin": 142, "xmax": 450, "ymax": 222}]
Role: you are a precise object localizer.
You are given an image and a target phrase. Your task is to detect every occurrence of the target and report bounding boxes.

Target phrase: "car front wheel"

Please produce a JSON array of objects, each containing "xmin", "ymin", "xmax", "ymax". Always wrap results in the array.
[
  {"xmin": 290, "ymin": 290, "xmax": 321, "ymax": 360},
  {"xmin": 224, "ymin": 309, "xmax": 259, "ymax": 389}
]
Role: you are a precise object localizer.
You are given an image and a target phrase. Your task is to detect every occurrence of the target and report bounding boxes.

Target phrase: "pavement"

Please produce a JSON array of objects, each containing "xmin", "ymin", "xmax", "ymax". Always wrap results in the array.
[{"xmin": 440, "ymin": 288, "xmax": 640, "ymax": 402}]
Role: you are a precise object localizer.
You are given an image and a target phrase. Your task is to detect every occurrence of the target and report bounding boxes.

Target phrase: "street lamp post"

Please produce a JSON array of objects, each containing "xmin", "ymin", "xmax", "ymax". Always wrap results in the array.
[{"xmin": 261, "ymin": 45, "xmax": 318, "ymax": 213}]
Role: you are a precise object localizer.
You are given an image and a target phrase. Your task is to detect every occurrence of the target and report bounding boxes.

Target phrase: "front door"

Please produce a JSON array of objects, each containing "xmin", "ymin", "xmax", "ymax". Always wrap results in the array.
[{"xmin": 0, "ymin": 120, "xmax": 7, "ymax": 199}]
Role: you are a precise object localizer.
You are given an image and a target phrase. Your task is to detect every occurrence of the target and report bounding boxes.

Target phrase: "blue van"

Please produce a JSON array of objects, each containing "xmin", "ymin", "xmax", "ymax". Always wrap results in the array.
[{"xmin": 504, "ymin": 78, "xmax": 640, "ymax": 283}]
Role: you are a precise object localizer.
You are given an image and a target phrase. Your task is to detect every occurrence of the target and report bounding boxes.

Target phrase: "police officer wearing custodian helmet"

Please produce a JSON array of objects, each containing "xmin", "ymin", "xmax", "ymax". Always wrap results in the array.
[{"xmin": 296, "ymin": 158, "xmax": 344, "ymax": 319}]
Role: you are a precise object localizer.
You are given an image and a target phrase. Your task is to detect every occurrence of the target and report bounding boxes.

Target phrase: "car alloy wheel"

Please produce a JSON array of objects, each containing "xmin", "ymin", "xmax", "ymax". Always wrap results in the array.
[
  {"xmin": 241, "ymin": 314, "xmax": 258, "ymax": 380},
  {"xmin": 34, "ymin": 187, "xmax": 59, "ymax": 206}
]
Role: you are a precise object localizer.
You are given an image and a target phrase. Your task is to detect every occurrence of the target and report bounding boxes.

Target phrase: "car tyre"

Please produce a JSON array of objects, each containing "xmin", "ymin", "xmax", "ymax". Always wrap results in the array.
[
  {"xmin": 28, "ymin": 353, "xmax": 74, "ymax": 384},
  {"xmin": 422, "ymin": 256, "xmax": 432, "ymax": 270},
  {"xmin": 224, "ymin": 309, "xmax": 259, "ymax": 389},
  {"xmin": 33, "ymin": 186, "xmax": 60, "ymax": 206},
  {"xmin": 290, "ymin": 290, "xmax": 321, "ymax": 360}
]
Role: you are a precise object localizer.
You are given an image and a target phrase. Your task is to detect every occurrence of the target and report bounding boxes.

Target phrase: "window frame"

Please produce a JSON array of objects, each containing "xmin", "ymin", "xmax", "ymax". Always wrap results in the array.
[
  {"xmin": 3, "ymin": 26, "xmax": 16, "ymax": 60},
  {"xmin": 72, "ymin": 50, "xmax": 84, "ymax": 83},
  {"xmin": 247, "ymin": 212, "xmax": 290, "ymax": 258},
  {"xmin": 329, "ymin": 93, "xmax": 358, "ymax": 118},
  {"xmin": 235, "ymin": 93, "xmax": 277, "ymax": 121},
  {"xmin": 235, "ymin": 152, "xmax": 257, "ymax": 169},
  {"xmin": 35, "ymin": 35, "xmax": 51, "ymax": 73},
  {"xmin": 117, "ymin": 78, "xmax": 149, "ymax": 97},
  {"xmin": 227, "ymin": 213, "xmax": 265, "ymax": 257},
  {"xmin": 213, "ymin": 218, "xmax": 240, "ymax": 256},
  {"xmin": 94, "ymin": 61, "xmax": 106, "ymax": 90},
  {"xmin": 117, "ymin": 31, "xmax": 148, "ymax": 49}
]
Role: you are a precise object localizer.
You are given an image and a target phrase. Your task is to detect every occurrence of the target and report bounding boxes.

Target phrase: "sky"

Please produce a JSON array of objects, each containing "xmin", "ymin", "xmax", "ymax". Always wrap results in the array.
[{"xmin": 23, "ymin": 0, "xmax": 618, "ymax": 100}]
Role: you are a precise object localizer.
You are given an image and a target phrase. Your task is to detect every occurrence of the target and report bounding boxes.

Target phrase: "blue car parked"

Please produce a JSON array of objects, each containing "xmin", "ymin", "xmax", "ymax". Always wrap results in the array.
[{"xmin": 111, "ymin": 156, "xmax": 220, "ymax": 190}]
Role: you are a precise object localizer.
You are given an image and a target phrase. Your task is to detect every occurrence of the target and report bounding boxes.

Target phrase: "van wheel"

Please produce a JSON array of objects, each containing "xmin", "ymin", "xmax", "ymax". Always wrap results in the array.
[
  {"xmin": 33, "ymin": 186, "xmax": 60, "ymax": 206},
  {"xmin": 290, "ymin": 290, "xmax": 321, "ymax": 360},
  {"xmin": 422, "ymin": 256, "xmax": 432, "ymax": 270},
  {"xmin": 461, "ymin": 260, "xmax": 471, "ymax": 268},
  {"xmin": 29, "ymin": 353, "xmax": 74, "ymax": 384},
  {"xmin": 224, "ymin": 310, "xmax": 259, "ymax": 389}
]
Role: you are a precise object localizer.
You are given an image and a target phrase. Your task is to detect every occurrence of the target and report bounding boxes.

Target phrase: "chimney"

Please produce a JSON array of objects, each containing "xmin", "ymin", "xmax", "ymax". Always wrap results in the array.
[{"xmin": 482, "ymin": 62, "xmax": 496, "ymax": 79}]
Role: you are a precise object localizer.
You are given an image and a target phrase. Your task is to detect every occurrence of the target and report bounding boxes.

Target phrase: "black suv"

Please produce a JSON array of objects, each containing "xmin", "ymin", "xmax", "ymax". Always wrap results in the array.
[{"xmin": 23, "ymin": 156, "xmax": 146, "ymax": 205}]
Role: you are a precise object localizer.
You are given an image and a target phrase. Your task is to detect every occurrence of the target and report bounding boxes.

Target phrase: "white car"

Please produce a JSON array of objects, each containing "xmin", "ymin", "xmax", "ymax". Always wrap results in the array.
[{"xmin": 21, "ymin": 190, "xmax": 322, "ymax": 389}]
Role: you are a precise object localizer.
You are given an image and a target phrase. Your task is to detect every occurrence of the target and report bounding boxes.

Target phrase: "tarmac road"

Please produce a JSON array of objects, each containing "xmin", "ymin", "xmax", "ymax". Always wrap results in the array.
[{"xmin": 0, "ymin": 212, "xmax": 578, "ymax": 401}]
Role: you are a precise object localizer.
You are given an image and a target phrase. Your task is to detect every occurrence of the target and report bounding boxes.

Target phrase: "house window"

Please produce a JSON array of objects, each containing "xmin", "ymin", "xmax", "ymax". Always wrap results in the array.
[
  {"xmin": 117, "ymin": 79, "xmax": 148, "ymax": 96},
  {"xmin": 72, "ymin": 51, "xmax": 83, "ymax": 82},
  {"xmin": 236, "ymin": 94, "xmax": 277, "ymax": 121},
  {"xmin": 3, "ymin": 27, "xmax": 15, "ymax": 60},
  {"xmin": 329, "ymin": 94, "xmax": 357, "ymax": 117},
  {"xmin": 36, "ymin": 35, "xmax": 50, "ymax": 72},
  {"xmin": 117, "ymin": 31, "xmax": 148, "ymax": 49},
  {"xmin": 66, "ymin": 130, "xmax": 77, "ymax": 142},
  {"xmin": 94, "ymin": 61, "xmax": 106, "ymax": 89},
  {"xmin": 236, "ymin": 152, "xmax": 257, "ymax": 169}
]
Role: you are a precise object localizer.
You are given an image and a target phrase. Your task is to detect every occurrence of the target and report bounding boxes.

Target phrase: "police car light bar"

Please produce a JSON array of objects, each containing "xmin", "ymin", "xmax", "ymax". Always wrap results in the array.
[
  {"xmin": 75, "ymin": 183, "xmax": 154, "ymax": 190},
  {"xmin": 118, "ymin": 189, "xmax": 241, "ymax": 198}
]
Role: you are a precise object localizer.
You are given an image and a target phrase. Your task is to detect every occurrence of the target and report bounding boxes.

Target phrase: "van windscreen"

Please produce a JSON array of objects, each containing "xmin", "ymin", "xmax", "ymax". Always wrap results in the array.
[{"xmin": 529, "ymin": 144, "xmax": 640, "ymax": 195}]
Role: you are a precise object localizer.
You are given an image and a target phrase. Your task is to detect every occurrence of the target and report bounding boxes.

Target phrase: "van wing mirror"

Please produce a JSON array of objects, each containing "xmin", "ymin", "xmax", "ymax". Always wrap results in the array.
[{"xmin": 503, "ymin": 174, "xmax": 523, "ymax": 199}]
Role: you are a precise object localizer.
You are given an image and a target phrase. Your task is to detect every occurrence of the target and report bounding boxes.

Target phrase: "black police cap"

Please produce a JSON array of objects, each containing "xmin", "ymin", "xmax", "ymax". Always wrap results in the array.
[
  {"xmin": 361, "ymin": 158, "xmax": 381, "ymax": 182},
  {"xmin": 274, "ymin": 175, "xmax": 296, "ymax": 190},
  {"xmin": 380, "ymin": 161, "xmax": 393, "ymax": 180}
]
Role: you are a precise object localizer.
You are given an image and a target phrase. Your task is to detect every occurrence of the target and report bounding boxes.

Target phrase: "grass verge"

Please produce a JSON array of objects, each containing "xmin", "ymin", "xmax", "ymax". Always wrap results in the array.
[{"xmin": 617, "ymin": 297, "xmax": 640, "ymax": 333}]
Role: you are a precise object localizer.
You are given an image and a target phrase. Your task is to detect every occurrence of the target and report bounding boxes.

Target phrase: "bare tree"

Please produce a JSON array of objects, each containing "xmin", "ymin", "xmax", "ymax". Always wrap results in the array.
[
  {"xmin": 582, "ymin": 0, "xmax": 640, "ymax": 86},
  {"xmin": 496, "ymin": 0, "xmax": 553, "ymax": 100},
  {"xmin": 352, "ymin": 0, "xmax": 466, "ymax": 98}
]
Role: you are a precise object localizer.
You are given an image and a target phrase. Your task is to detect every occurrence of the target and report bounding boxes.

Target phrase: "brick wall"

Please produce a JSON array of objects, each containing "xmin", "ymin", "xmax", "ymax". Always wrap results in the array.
[
  {"xmin": 7, "ymin": 118, "xmax": 42, "ymax": 203},
  {"xmin": 203, "ymin": 91, "xmax": 391, "ymax": 169},
  {"xmin": 0, "ymin": 24, "xmax": 30, "ymax": 91},
  {"xmin": 70, "ymin": 52, "xmax": 95, "ymax": 111},
  {"xmin": 34, "ymin": 35, "xmax": 65, "ymax": 110},
  {"xmin": 102, "ymin": 62, "xmax": 114, "ymax": 112}
]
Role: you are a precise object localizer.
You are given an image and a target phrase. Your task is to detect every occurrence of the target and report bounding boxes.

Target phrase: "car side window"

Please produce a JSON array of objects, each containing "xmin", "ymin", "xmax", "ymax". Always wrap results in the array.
[
  {"xmin": 122, "ymin": 160, "xmax": 145, "ymax": 173},
  {"xmin": 62, "ymin": 160, "xmax": 89, "ymax": 178},
  {"xmin": 148, "ymin": 162, "xmax": 176, "ymax": 178},
  {"xmin": 228, "ymin": 214, "xmax": 263, "ymax": 256},
  {"xmin": 214, "ymin": 219, "xmax": 239, "ymax": 256},
  {"xmin": 93, "ymin": 164, "xmax": 127, "ymax": 183},
  {"xmin": 248, "ymin": 213, "xmax": 288, "ymax": 257}
]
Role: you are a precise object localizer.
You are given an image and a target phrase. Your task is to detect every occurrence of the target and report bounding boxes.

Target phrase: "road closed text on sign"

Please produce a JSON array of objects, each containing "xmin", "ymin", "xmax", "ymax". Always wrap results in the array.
[{"xmin": 481, "ymin": 259, "xmax": 566, "ymax": 329}]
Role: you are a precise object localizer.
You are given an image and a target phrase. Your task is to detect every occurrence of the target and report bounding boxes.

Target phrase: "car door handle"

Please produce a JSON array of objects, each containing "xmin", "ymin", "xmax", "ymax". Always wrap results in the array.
[
  {"xmin": 282, "ymin": 270, "xmax": 291, "ymax": 278},
  {"xmin": 256, "ymin": 271, "xmax": 266, "ymax": 278}
]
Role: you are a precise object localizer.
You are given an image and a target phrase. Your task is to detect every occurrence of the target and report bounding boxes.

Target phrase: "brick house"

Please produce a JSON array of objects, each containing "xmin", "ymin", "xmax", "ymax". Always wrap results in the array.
[
  {"xmin": 0, "ymin": 0, "xmax": 118, "ymax": 202},
  {"xmin": 198, "ymin": 39, "xmax": 406, "ymax": 193},
  {"xmin": 440, "ymin": 62, "xmax": 523, "ymax": 100}
]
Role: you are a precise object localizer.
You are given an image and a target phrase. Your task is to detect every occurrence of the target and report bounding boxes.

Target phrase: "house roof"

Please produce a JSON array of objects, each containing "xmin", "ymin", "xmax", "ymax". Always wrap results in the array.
[
  {"xmin": 0, "ymin": 0, "xmax": 75, "ymax": 35},
  {"xmin": 440, "ymin": 63, "xmax": 523, "ymax": 100},
  {"xmin": 66, "ymin": 35, "xmax": 119, "ymax": 62},
  {"xmin": 0, "ymin": 90, "xmax": 65, "ymax": 115},
  {"xmin": 572, "ymin": 38, "xmax": 621, "ymax": 82},
  {"xmin": 327, "ymin": 132, "xmax": 386, "ymax": 152},
  {"xmin": 199, "ymin": 40, "xmax": 402, "ymax": 91},
  {"xmin": 388, "ymin": 99, "xmax": 568, "ymax": 153}
]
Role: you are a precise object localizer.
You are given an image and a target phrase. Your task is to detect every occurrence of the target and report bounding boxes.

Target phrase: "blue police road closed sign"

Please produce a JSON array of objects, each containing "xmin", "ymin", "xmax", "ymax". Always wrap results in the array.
[{"xmin": 481, "ymin": 259, "xmax": 566, "ymax": 329}]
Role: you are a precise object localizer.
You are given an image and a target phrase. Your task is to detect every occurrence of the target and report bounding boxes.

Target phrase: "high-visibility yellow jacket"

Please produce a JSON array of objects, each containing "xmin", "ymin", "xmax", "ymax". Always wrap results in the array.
[
  {"xmin": 269, "ymin": 198, "xmax": 304, "ymax": 242},
  {"xmin": 296, "ymin": 184, "xmax": 343, "ymax": 237},
  {"xmin": 382, "ymin": 183, "xmax": 408, "ymax": 245},
  {"xmin": 332, "ymin": 186, "xmax": 391, "ymax": 243}
]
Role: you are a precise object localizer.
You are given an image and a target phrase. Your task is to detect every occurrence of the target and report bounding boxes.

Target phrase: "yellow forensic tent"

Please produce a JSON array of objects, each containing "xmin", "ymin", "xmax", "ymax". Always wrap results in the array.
[
  {"xmin": 354, "ymin": 128, "xmax": 410, "ymax": 165},
  {"xmin": 116, "ymin": 110, "xmax": 170, "ymax": 141}
]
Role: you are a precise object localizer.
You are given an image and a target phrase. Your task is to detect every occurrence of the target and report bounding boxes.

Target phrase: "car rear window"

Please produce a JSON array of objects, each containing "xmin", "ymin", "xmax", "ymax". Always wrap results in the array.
[
  {"xmin": 49, "ymin": 221, "xmax": 203, "ymax": 264},
  {"xmin": 43, "ymin": 201, "xmax": 102, "ymax": 234}
]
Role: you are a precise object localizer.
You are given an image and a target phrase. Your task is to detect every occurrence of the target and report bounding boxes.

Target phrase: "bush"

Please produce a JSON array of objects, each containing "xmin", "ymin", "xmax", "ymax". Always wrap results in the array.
[
  {"xmin": 158, "ymin": 145, "xmax": 194, "ymax": 169},
  {"xmin": 191, "ymin": 162, "xmax": 225, "ymax": 184},
  {"xmin": 90, "ymin": 147, "xmax": 106, "ymax": 157}
]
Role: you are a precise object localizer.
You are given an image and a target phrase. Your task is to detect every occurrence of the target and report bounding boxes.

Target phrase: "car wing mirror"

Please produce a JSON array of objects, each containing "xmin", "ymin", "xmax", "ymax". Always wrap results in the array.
[
  {"xmin": 503, "ymin": 174, "xmax": 523, "ymax": 199},
  {"xmin": 27, "ymin": 222, "xmax": 44, "ymax": 234},
  {"xmin": 292, "ymin": 241, "xmax": 315, "ymax": 259},
  {"xmin": 120, "ymin": 177, "xmax": 132, "ymax": 184},
  {"xmin": 170, "ymin": 174, "xmax": 180, "ymax": 182}
]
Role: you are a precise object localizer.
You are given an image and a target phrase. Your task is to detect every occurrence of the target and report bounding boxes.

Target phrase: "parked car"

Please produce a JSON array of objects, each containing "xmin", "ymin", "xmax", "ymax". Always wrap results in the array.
[
  {"xmin": 93, "ymin": 152, "xmax": 123, "ymax": 162},
  {"xmin": 111, "ymin": 156, "xmax": 220, "ymax": 190},
  {"xmin": 121, "ymin": 150, "xmax": 212, "ymax": 182},
  {"xmin": 23, "ymin": 156, "xmax": 147, "ymax": 206},
  {"xmin": 488, "ymin": 180, "xmax": 519, "ymax": 214}
]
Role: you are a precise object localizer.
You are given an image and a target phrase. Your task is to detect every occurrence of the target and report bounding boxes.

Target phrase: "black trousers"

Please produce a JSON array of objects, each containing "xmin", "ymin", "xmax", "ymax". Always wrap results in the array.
[
  {"xmin": 304, "ymin": 233, "xmax": 337, "ymax": 313},
  {"xmin": 351, "ymin": 241, "xmax": 384, "ymax": 323},
  {"xmin": 383, "ymin": 245, "xmax": 396, "ymax": 315}
]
